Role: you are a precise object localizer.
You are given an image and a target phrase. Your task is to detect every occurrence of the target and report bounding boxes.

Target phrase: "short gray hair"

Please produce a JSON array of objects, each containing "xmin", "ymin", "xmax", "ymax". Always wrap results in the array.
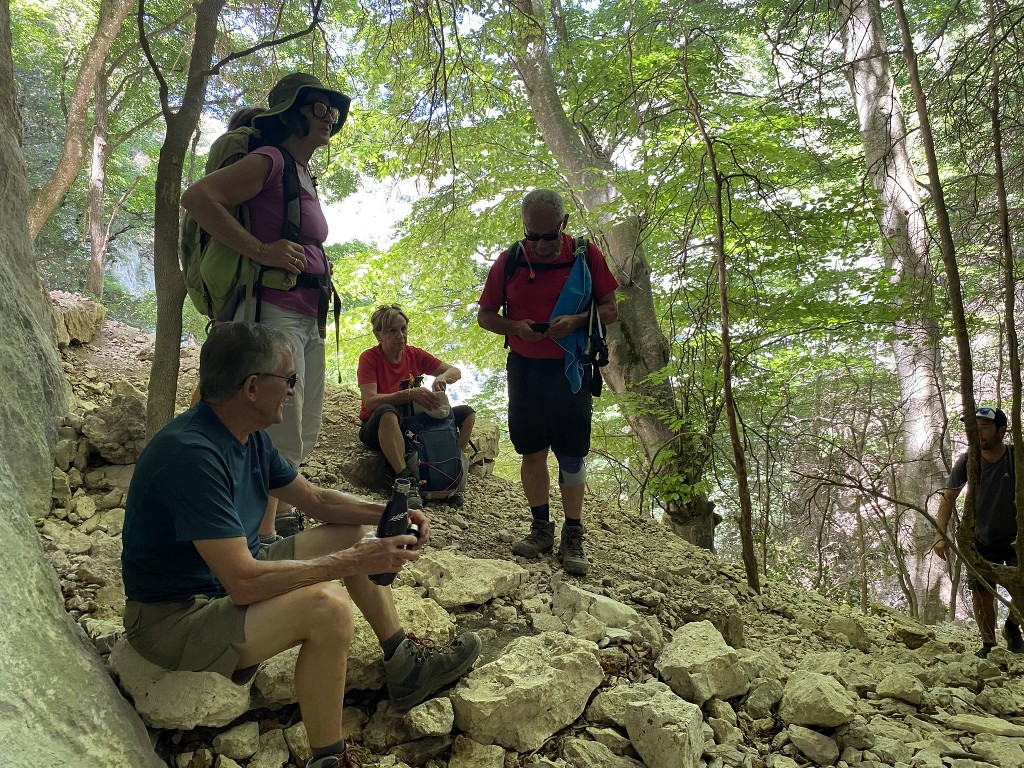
[
  {"xmin": 199, "ymin": 322, "xmax": 290, "ymax": 403},
  {"xmin": 521, "ymin": 189, "xmax": 565, "ymax": 219}
]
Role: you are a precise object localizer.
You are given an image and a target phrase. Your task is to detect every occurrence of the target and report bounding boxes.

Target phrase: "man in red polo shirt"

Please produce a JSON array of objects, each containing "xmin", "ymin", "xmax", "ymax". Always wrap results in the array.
[{"xmin": 477, "ymin": 189, "xmax": 618, "ymax": 576}]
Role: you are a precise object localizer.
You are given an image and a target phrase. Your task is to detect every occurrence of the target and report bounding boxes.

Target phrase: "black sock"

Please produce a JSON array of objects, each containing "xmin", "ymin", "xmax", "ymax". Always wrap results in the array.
[
  {"xmin": 530, "ymin": 504, "xmax": 550, "ymax": 523},
  {"xmin": 382, "ymin": 629, "xmax": 407, "ymax": 661},
  {"xmin": 310, "ymin": 738, "xmax": 347, "ymax": 761},
  {"xmin": 564, "ymin": 518, "xmax": 582, "ymax": 528}
]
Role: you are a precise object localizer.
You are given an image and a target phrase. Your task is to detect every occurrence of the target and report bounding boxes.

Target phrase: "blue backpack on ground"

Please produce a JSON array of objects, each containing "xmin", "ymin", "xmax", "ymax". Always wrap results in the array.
[{"xmin": 402, "ymin": 412, "xmax": 468, "ymax": 502}]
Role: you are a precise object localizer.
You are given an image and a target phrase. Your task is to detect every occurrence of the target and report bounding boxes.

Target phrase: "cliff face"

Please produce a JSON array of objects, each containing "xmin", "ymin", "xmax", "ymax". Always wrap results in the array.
[{"xmin": 0, "ymin": 39, "xmax": 161, "ymax": 765}]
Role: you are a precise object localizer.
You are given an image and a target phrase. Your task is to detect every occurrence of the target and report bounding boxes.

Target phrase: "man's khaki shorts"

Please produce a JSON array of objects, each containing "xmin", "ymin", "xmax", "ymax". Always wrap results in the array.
[{"xmin": 123, "ymin": 537, "xmax": 295, "ymax": 680}]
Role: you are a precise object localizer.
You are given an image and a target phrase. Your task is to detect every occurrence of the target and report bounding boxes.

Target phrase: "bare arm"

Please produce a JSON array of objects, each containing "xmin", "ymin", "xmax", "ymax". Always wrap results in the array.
[
  {"xmin": 431, "ymin": 362, "xmax": 461, "ymax": 390},
  {"xmin": 180, "ymin": 153, "xmax": 305, "ymax": 274},
  {"xmin": 272, "ymin": 469, "xmax": 433, "ymax": 544},
  {"xmin": 193, "ymin": 533, "xmax": 419, "ymax": 606}
]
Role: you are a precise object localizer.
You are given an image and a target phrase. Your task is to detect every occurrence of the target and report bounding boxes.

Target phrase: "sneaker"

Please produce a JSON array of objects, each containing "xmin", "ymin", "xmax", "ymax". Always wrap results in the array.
[
  {"xmin": 275, "ymin": 508, "xmax": 305, "ymax": 537},
  {"xmin": 559, "ymin": 524, "xmax": 590, "ymax": 576},
  {"xmin": 511, "ymin": 520, "xmax": 555, "ymax": 558},
  {"xmin": 976, "ymin": 643, "xmax": 996, "ymax": 658},
  {"xmin": 384, "ymin": 631, "xmax": 482, "ymax": 712},
  {"xmin": 306, "ymin": 745, "xmax": 363, "ymax": 768},
  {"xmin": 1004, "ymin": 622, "xmax": 1024, "ymax": 653}
]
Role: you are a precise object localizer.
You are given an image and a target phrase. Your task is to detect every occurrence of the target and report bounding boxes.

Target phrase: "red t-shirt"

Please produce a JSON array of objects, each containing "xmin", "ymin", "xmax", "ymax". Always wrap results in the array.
[
  {"xmin": 357, "ymin": 345, "xmax": 443, "ymax": 421},
  {"xmin": 478, "ymin": 234, "xmax": 618, "ymax": 359}
]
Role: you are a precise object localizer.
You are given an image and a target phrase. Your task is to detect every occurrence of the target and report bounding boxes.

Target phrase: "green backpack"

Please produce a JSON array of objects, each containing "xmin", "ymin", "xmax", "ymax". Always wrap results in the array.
[{"xmin": 179, "ymin": 126, "xmax": 323, "ymax": 323}]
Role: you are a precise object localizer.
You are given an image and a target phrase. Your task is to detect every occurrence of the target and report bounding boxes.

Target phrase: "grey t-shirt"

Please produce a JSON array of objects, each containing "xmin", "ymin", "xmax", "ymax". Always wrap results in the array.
[{"xmin": 947, "ymin": 447, "xmax": 1017, "ymax": 545}]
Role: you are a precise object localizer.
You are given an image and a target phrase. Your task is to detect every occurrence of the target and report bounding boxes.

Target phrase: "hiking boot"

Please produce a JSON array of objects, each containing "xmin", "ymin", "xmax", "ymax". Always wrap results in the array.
[
  {"xmin": 306, "ymin": 745, "xmax": 363, "ymax": 768},
  {"xmin": 275, "ymin": 507, "xmax": 305, "ymax": 538},
  {"xmin": 511, "ymin": 520, "xmax": 555, "ymax": 558},
  {"xmin": 407, "ymin": 486, "xmax": 423, "ymax": 510},
  {"xmin": 558, "ymin": 524, "xmax": 590, "ymax": 576},
  {"xmin": 976, "ymin": 643, "xmax": 996, "ymax": 658},
  {"xmin": 384, "ymin": 631, "xmax": 482, "ymax": 712},
  {"xmin": 1004, "ymin": 622, "xmax": 1024, "ymax": 653}
]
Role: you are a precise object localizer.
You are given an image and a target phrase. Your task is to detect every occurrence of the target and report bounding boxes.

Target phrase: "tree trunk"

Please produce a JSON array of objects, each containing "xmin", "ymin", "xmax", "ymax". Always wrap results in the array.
[
  {"xmin": 143, "ymin": 0, "xmax": 225, "ymax": 438},
  {"xmin": 86, "ymin": 65, "xmax": 110, "ymax": 297},
  {"xmin": 510, "ymin": 0, "xmax": 716, "ymax": 548},
  {"xmin": 0, "ymin": 4, "xmax": 163, "ymax": 762},
  {"xmin": 837, "ymin": 0, "xmax": 951, "ymax": 622},
  {"xmin": 27, "ymin": 0, "xmax": 134, "ymax": 240}
]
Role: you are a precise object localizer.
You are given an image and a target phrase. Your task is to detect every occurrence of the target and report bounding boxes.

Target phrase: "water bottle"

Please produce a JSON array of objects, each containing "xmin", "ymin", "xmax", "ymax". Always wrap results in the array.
[{"xmin": 370, "ymin": 478, "xmax": 412, "ymax": 586}]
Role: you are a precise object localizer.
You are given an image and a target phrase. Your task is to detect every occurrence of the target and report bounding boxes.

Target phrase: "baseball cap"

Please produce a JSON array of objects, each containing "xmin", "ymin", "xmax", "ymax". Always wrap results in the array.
[{"xmin": 972, "ymin": 406, "xmax": 1008, "ymax": 428}]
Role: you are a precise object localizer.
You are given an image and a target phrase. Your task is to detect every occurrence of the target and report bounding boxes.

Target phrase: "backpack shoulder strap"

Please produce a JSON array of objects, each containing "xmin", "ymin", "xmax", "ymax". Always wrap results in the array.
[{"xmin": 501, "ymin": 240, "xmax": 525, "ymax": 316}]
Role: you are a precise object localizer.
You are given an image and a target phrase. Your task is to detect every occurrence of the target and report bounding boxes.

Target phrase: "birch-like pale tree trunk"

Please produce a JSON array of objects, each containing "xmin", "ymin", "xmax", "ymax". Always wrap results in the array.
[
  {"xmin": 837, "ymin": 0, "xmax": 951, "ymax": 621},
  {"xmin": 27, "ymin": 0, "xmax": 133, "ymax": 240},
  {"xmin": 509, "ymin": 0, "xmax": 717, "ymax": 547},
  {"xmin": 86, "ymin": 65, "xmax": 110, "ymax": 297}
]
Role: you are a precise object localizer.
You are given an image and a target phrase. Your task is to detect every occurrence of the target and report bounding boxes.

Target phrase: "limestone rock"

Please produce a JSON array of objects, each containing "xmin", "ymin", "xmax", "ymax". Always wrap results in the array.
[
  {"xmin": 875, "ymin": 669, "xmax": 925, "ymax": 706},
  {"xmin": 553, "ymin": 581, "xmax": 663, "ymax": 648},
  {"xmin": 364, "ymin": 698, "xmax": 455, "ymax": 752},
  {"xmin": 451, "ymin": 631, "xmax": 604, "ymax": 751},
  {"xmin": 81, "ymin": 393, "xmax": 147, "ymax": 464},
  {"xmin": 788, "ymin": 724, "xmax": 840, "ymax": 765},
  {"xmin": 562, "ymin": 737, "xmax": 642, "ymax": 768},
  {"xmin": 51, "ymin": 291, "xmax": 105, "ymax": 348},
  {"xmin": 405, "ymin": 550, "xmax": 527, "ymax": 609},
  {"xmin": 448, "ymin": 735, "xmax": 506, "ymax": 768},
  {"xmin": 620, "ymin": 687, "xmax": 704, "ymax": 768},
  {"xmin": 778, "ymin": 670, "xmax": 856, "ymax": 728},
  {"xmin": 212, "ymin": 722, "xmax": 260, "ymax": 761},
  {"xmin": 109, "ymin": 639, "xmax": 252, "ymax": 729},
  {"xmin": 654, "ymin": 620, "xmax": 749, "ymax": 705},
  {"xmin": 247, "ymin": 728, "xmax": 289, "ymax": 768}
]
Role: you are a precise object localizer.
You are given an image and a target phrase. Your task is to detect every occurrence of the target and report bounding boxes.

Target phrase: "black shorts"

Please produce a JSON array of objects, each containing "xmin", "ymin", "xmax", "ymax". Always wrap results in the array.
[
  {"xmin": 359, "ymin": 403, "xmax": 475, "ymax": 451},
  {"xmin": 507, "ymin": 351, "xmax": 592, "ymax": 457},
  {"xmin": 967, "ymin": 539, "xmax": 1018, "ymax": 591}
]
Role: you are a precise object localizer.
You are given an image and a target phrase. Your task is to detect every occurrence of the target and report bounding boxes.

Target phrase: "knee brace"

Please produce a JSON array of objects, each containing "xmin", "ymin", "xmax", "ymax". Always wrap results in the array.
[{"xmin": 556, "ymin": 454, "xmax": 587, "ymax": 487}]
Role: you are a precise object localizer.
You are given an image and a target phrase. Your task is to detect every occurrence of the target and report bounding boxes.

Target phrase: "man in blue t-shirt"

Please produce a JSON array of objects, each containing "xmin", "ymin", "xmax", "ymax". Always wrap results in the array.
[
  {"xmin": 934, "ymin": 406, "xmax": 1020, "ymax": 658},
  {"xmin": 121, "ymin": 322, "xmax": 480, "ymax": 768}
]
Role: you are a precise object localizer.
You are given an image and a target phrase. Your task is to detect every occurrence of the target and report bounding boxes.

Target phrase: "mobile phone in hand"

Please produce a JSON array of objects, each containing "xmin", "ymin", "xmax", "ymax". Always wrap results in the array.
[{"xmin": 530, "ymin": 322, "xmax": 550, "ymax": 333}]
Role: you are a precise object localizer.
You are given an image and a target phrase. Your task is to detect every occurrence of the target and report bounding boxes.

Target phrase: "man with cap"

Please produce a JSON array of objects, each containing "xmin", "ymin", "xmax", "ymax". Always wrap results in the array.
[
  {"xmin": 934, "ymin": 405, "xmax": 1021, "ymax": 657},
  {"xmin": 182, "ymin": 72, "xmax": 348, "ymax": 542}
]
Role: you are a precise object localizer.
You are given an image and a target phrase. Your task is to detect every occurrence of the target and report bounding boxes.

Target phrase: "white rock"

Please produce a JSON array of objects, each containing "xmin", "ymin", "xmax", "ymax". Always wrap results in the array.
[
  {"xmin": 108, "ymin": 639, "xmax": 251, "ymax": 729},
  {"xmin": 621, "ymin": 687, "xmax": 704, "ymax": 768},
  {"xmin": 448, "ymin": 735, "xmax": 506, "ymax": 768},
  {"xmin": 451, "ymin": 631, "xmax": 603, "ymax": 751},
  {"xmin": 212, "ymin": 721, "xmax": 260, "ymax": 760},
  {"xmin": 655, "ymin": 620, "xmax": 749, "ymax": 705},
  {"xmin": 778, "ymin": 670, "xmax": 856, "ymax": 728},
  {"xmin": 405, "ymin": 550, "xmax": 527, "ymax": 609}
]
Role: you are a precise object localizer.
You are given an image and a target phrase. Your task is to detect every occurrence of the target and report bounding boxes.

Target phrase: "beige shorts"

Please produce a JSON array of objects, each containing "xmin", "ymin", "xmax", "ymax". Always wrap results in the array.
[{"xmin": 123, "ymin": 537, "xmax": 295, "ymax": 680}]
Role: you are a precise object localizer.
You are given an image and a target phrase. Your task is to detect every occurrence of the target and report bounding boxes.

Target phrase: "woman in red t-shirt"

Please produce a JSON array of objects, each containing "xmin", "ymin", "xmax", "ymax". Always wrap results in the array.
[{"xmin": 357, "ymin": 304, "xmax": 476, "ymax": 509}]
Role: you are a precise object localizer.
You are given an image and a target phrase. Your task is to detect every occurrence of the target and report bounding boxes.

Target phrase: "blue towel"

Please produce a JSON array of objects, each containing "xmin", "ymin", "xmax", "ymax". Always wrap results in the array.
[{"xmin": 550, "ymin": 253, "xmax": 592, "ymax": 394}]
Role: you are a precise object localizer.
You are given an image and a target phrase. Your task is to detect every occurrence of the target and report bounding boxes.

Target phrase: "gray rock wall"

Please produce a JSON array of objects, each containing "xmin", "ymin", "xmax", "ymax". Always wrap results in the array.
[{"xmin": 0, "ymin": 19, "xmax": 162, "ymax": 767}]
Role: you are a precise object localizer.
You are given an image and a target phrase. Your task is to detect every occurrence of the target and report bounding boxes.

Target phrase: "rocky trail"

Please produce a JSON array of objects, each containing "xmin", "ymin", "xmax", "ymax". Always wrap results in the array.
[{"xmin": 39, "ymin": 300, "xmax": 1024, "ymax": 768}]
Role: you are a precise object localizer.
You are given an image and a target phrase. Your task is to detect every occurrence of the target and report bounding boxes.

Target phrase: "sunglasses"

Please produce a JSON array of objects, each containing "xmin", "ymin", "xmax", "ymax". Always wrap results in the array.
[
  {"xmin": 523, "ymin": 225, "xmax": 564, "ymax": 242},
  {"xmin": 977, "ymin": 407, "xmax": 998, "ymax": 418},
  {"xmin": 240, "ymin": 372, "xmax": 298, "ymax": 388},
  {"xmin": 307, "ymin": 101, "xmax": 340, "ymax": 124}
]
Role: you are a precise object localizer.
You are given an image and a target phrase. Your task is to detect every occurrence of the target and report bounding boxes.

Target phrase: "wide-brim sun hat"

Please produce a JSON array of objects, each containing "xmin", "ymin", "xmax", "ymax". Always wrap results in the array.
[{"xmin": 253, "ymin": 72, "xmax": 351, "ymax": 136}]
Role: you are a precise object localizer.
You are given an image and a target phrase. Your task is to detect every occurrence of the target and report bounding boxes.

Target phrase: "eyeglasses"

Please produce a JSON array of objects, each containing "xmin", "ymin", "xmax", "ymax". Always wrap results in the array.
[
  {"xmin": 523, "ymin": 225, "xmax": 564, "ymax": 242},
  {"xmin": 240, "ymin": 372, "xmax": 298, "ymax": 388},
  {"xmin": 307, "ymin": 101, "xmax": 340, "ymax": 124}
]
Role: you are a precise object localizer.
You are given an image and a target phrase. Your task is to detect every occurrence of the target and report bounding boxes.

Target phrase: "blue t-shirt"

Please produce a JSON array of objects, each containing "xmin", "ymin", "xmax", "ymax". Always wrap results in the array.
[{"xmin": 121, "ymin": 402, "xmax": 298, "ymax": 602}]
